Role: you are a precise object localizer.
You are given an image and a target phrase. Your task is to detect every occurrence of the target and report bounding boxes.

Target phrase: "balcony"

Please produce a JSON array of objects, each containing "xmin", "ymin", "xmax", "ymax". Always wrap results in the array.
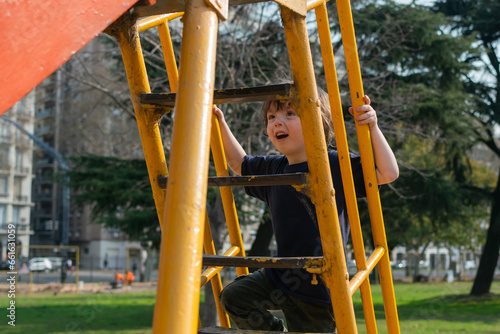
[
  {"xmin": 15, "ymin": 137, "xmax": 32, "ymax": 149},
  {"xmin": 34, "ymin": 125, "xmax": 52, "ymax": 136},
  {"xmin": 33, "ymin": 219, "xmax": 59, "ymax": 233},
  {"xmin": 33, "ymin": 175, "xmax": 53, "ymax": 184},
  {"xmin": 33, "ymin": 222, "xmax": 55, "ymax": 234},
  {"xmin": 0, "ymin": 136, "xmax": 11, "ymax": 145},
  {"xmin": 13, "ymin": 223, "xmax": 32, "ymax": 234},
  {"xmin": 16, "ymin": 111, "xmax": 33, "ymax": 120},
  {"xmin": 33, "ymin": 192, "xmax": 53, "ymax": 201},
  {"xmin": 0, "ymin": 222, "xmax": 31, "ymax": 233},
  {"xmin": 14, "ymin": 195, "xmax": 29, "ymax": 203},
  {"xmin": 14, "ymin": 166, "xmax": 31, "ymax": 175},
  {"xmin": 35, "ymin": 158, "xmax": 54, "ymax": 166},
  {"xmin": 37, "ymin": 108, "xmax": 54, "ymax": 119}
]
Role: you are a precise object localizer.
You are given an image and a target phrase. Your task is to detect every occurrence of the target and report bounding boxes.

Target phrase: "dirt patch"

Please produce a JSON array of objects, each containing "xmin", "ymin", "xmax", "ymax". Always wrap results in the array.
[{"xmin": 0, "ymin": 281, "xmax": 157, "ymax": 295}]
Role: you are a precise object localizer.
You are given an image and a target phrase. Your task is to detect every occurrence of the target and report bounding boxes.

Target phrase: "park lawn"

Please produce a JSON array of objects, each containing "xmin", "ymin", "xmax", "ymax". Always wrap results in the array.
[
  {"xmin": 353, "ymin": 282, "xmax": 500, "ymax": 334},
  {"xmin": 0, "ymin": 282, "xmax": 498, "ymax": 333},
  {"xmin": 1, "ymin": 291, "xmax": 157, "ymax": 334}
]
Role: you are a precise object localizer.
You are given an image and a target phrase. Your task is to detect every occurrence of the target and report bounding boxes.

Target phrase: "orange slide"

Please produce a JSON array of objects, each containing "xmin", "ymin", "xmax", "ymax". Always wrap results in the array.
[{"xmin": 0, "ymin": 0, "xmax": 158, "ymax": 116}]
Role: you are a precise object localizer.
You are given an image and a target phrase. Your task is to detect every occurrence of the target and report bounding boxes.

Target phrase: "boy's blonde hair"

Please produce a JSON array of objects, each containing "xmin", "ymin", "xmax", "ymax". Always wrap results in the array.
[{"xmin": 261, "ymin": 88, "xmax": 334, "ymax": 146}]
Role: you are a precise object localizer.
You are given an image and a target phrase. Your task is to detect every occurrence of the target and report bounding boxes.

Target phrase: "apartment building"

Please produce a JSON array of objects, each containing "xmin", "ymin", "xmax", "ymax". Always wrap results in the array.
[
  {"xmin": 30, "ymin": 38, "xmax": 144, "ymax": 269},
  {"xmin": 0, "ymin": 91, "xmax": 35, "ymax": 259}
]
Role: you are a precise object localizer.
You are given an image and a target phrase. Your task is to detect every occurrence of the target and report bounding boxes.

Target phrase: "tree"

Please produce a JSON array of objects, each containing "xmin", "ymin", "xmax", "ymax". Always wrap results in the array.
[
  {"xmin": 325, "ymin": 1, "xmax": 495, "ymax": 279},
  {"xmin": 67, "ymin": 156, "xmax": 162, "ymax": 249},
  {"xmin": 434, "ymin": 0, "xmax": 500, "ymax": 296}
]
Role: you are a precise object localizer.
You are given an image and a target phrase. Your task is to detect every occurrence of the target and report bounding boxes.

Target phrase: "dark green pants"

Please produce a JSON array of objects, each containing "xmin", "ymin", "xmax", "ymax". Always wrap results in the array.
[{"xmin": 219, "ymin": 269, "xmax": 336, "ymax": 333}]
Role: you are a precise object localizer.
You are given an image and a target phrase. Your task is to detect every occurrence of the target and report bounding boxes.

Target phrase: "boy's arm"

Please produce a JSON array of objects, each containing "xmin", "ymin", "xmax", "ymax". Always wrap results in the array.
[
  {"xmin": 212, "ymin": 106, "xmax": 247, "ymax": 176},
  {"xmin": 349, "ymin": 95, "xmax": 399, "ymax": 185}
]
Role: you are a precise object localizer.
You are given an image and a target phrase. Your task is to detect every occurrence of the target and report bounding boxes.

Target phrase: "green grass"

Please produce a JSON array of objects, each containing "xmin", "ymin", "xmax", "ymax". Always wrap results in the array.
[
  {"xmin": 353, "ymin": 282, "xmax": 500, "ymax": 333},
  {"xmin": 0, "ymin": 282, "xmax": 499, "ymax": 333},
  {"xmin": 1, "ymin": 291, "xmax": 157, "ymax": 334}
]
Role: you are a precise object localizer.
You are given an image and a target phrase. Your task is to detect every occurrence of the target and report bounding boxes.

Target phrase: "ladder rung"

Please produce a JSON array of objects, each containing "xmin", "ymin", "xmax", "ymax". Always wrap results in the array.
[
  {"xmin": 203, "ymin": 255, "xmax": 323, "ymax": 269},
  {"xmin": 141, "ymin": 84, "xmax": 291, "ymax": 107},
  {"xmin": 199, "ymin": 327, "xmax": 328, "ymax": 333},
  {"xmin": 158, "ymin": 173, "xmax": 307, "ymax": 189}
]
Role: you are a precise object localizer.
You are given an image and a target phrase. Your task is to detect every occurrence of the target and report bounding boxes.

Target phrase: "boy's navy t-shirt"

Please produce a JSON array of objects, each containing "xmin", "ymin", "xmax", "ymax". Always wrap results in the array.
[{"xmin": 241, "ymin": 151, "xmax": 366, "ymax": 306}]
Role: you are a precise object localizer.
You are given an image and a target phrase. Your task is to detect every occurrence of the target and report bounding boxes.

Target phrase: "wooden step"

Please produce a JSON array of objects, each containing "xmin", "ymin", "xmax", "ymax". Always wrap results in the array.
[
  {"xmin": 158, "ymin": 173, "xmax": 307, "ymax": 189},
  {"xmin": 203, "ymin": 255, "xmax": 323, "ymax": 269},
  {"xmin": 141, "ymin": 83, "xmax": 291, "ymax": 108}
]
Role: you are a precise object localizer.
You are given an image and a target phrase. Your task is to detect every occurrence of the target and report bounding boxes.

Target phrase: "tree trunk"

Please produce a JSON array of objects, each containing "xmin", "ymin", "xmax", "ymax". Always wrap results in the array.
[{"xmin": 471, "ymin": 173, "xmax": 500, "ymax": 296}]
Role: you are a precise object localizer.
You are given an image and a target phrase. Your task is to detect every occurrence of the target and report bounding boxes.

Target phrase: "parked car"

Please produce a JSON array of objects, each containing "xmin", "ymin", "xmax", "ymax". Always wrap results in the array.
[
  {"xmin": 391, "ymin": 260, "xmax": 429, "ymax": 270},
  {"xmin": 464, "ymin": 260, "xmax": 476, "ymax": 270},
  {"xmin": 392, "ymin": 260, "xmax": 407, "ymax": 269},
  {"xmin": 418, "ymin": 260, "xmax": 430, "ymax": 269},
  {"xmin": 47, "ymin": 257, "xmax": 63, "ymax": 271},
  {"xmin": 29, "ymin": 258, "xmax": 53, "ymax": 272}
]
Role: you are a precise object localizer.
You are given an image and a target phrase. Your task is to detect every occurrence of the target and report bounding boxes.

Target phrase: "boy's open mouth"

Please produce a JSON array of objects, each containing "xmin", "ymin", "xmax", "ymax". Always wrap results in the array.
[{"xmin": 276, "ymin": 132, "xmax": 288, "ymax": 139}]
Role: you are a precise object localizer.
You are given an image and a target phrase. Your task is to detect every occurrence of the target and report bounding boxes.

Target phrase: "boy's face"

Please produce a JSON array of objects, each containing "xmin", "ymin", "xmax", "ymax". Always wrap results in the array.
[{"xmin": 266, "ymin": 102, "xmax": 306, "ymax": 164}]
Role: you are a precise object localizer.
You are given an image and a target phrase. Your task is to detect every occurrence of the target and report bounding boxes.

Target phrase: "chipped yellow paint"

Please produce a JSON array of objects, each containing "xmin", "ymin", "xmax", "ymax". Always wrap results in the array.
[
  {"xmin": 110, "ymin": 13, "xmax": 168, "ymax": 231},
  {"xmin": 337, "ymin": 0, "xmax": 400, "ymax": 332},
  {"xmin": 281, "ymin": 5, "xmax": 357, "ymax": 333},
  {"xmin": 152, "ymin": 0, "xmax": 219, "ymax": 332}
]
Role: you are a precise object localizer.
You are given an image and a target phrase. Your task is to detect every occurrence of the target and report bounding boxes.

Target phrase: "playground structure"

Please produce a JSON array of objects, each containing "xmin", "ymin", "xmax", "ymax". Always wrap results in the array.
[{"xmin": 1, "ymin": 0, "xmax": 401, "ymax": 333}]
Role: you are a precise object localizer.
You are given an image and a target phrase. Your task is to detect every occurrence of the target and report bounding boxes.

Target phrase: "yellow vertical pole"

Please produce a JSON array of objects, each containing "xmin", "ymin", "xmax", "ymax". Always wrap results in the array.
[
  {"xmin": 159, "ymin": 16, "xmax": 248, "ymax": 277},
  {"xmin": 152, "ymin": 0, "xmax": 219, "ymax": 332},
  {"xmin": 126, "ymin": 248, "xmax": 130, "ymax": 272},
  {"xmin": 75, "ymin": 247, "xmax": 80, "ymax": 295},
  {"xmin": 157, "ymin": 21, "xmax": 180, "ymax": 93},
  {"xmin": 203, "ymin": 211, "xmax": 231, "ymax": 327},
  {"xmin": 157, "ymin": 13, "xmax": 241, "ymax": 322},
  {"xmin": 336, "ymin": 1, "xmax": 400, "ymax": 333},
  {"xmin": 280, "ymin": 6, "xmax": 357, "ymax": 334},
  {"xmin": 110, "ymin": 13, "xmax": 169, "ymax": 230},
  {"xmin": 29, "ymin": 271, "xmax": 33, "ymax": 297},
  {"xmin": 315, "ymin": 3, "xmax": 377, "ymax": 333},
  {"xmin": 157, "ymin": 14, "xmax": 239, "ymax": 325},
  {"xmin": 210, "ymin": 116, "xmax": 249, "ymax": 277}
]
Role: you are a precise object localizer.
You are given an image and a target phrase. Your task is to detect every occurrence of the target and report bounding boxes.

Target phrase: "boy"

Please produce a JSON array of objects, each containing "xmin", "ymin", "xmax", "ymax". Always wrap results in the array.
[{"xmin": 213, "ymin": 91, "xmax": 398, "ymax": 333}]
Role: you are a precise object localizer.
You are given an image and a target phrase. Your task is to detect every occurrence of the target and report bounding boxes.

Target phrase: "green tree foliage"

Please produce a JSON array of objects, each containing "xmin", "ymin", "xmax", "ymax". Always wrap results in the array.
[
  {"xmin": 327, "ymin": 1, "xmax": 493, "ymax": 255},
  {"xmin": 68, "ymin": 156, "xmax": 161, "ymax": 249},
  {"xmin": 434, "ymin": 0, "xmax": 500, "ymax": 296}
]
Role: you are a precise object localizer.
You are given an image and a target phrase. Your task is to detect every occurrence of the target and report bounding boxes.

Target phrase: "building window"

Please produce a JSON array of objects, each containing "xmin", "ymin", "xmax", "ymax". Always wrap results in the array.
[
  {"xmin": 15, "ymin": 148, "xmax": 23, "ymax": 171},
  {"xmin": 12, "ymin": 206, "xmax": 20, "ymax": 225},
  {"xmin": 0, "ymin": 205, "xmax": 6, "ymax": 227},
  {"xmin": 0, "ymin": 176, "xmax": 7, "ymax": 196},
  {"xmin": 0, "ymin": 146, "xmax": 9, "ymax": 169},
  {"xmin": 0, "ymin": 123, "xmax": 9, "ymax": 139},
  {"xmin": 14, "ymin": 177, "xmax": 25, "ymax": 202}
]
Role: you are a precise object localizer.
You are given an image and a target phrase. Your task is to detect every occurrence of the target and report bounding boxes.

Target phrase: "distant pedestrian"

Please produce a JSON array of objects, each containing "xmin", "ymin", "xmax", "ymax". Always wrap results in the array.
[
  {"xmin": 132, "ymin": 261, "xmax": 137, "ymax": 274},
  {"xmin": 104, "ymin": 258, "xmax": 108, "ymax": 269}
]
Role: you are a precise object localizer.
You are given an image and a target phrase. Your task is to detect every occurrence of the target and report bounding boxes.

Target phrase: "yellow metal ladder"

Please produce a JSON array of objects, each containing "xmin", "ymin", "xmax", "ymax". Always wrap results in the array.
[{"xmin": 106, "ymin": 0, "xmax": 401, "ymax": 333}]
